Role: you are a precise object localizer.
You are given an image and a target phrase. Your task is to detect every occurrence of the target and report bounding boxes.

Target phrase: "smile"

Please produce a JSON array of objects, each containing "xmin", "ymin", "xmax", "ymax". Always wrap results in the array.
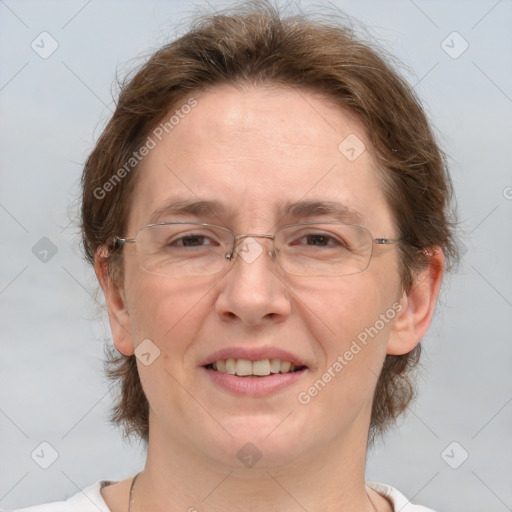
[
  {"xmin": 205, "ymin": 358, "xmax": 306, "ymax": 376},
  {"xmin": 202, "ymin": 360, "xmax": 308, "ymax": 397}
]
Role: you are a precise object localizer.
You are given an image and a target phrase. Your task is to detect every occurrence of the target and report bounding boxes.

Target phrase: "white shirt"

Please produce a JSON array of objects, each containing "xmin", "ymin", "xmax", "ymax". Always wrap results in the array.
[{"xmin": 5, "ymin": 480, "xmax": 437, "ymax": 511}]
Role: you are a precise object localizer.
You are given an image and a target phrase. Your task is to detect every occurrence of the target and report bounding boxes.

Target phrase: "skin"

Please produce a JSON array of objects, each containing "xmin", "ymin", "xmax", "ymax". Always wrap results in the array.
[{"xmin": 96, "ymin": 84, "xmax": 444, "ymax": 512}]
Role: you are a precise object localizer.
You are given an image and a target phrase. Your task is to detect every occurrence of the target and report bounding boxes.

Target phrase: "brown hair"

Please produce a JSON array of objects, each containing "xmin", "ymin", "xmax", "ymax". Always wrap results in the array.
[{"xmin": 81, "ymin": 2, "xmax": 458, "ymax": 444}]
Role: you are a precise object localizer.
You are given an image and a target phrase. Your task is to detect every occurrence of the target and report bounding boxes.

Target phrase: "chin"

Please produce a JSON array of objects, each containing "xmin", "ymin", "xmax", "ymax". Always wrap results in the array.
[{"xmin": 196, "ymin": 414, "xmax": 312, "ymax": 470}]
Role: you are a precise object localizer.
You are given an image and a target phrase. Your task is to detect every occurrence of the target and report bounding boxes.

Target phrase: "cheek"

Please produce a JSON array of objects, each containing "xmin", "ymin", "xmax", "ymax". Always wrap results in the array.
[
  {"xmin": 124, "ymin": 270, "xmax": 211, "ymax": 354},
  {"xmin": 125, "ymin": 276, "xmax": 210, "ymax": 413},
  {"xmin": 295, "ymin": 286, "xmax": 396, "ymax": 440},
  {"xmin": 299, "ymin": 273, "xmax": 399, "ymax": 371},
  {"xmin": 298, "ymin": 274, "xmax": 389, "ymax": 335},
  {"xmin": 303, "ymin": 297, "xmax": 396, "ymax": 417}
]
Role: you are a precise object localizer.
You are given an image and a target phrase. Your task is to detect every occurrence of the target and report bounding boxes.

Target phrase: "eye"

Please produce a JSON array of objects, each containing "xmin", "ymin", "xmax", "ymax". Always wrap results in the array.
[
  {"xmin": 296, "ymin": 233, "xmax": 343, "ymax": 247},
  {"xmin": 169, "ymin": 232, "xmax": 219, "ymax": 248},
  {"xmin": 290, "ymin": 231, "xmax": 349, "ymax": 249}
]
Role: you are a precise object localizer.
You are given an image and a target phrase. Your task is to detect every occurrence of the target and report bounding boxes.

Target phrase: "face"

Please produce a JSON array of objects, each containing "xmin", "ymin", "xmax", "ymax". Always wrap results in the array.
[{"xmin": 110, "ymin": 85, "xmax": 406, "ymax": 468}]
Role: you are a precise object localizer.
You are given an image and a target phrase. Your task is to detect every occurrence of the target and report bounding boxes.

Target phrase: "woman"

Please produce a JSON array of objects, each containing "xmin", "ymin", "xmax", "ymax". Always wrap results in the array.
[{"xmin": 14, "ymin": 2, "xmax": 457, "ymax": 511}]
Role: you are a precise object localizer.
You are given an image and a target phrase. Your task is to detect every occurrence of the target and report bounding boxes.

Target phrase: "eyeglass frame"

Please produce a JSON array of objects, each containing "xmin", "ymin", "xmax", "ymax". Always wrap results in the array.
[{"xmin": 112, "ymin": 221, "xmax": 402, "ymax": 277}]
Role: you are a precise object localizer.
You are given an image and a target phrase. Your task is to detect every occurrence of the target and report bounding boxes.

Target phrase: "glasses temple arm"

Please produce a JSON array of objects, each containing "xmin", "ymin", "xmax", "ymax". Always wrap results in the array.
[
  {"xmin": 373, "ymin": 237, "xmax": 402, "ymax": 245},
  {"xmin": 112, "ymin": 236, "xmax": 136, "ymax": 248}
]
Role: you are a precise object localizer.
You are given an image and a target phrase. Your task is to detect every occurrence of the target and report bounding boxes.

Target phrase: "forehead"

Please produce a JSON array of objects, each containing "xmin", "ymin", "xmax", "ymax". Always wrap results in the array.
[{"xmin": 128, "ymin": 84, "xmax": 392, "ymax": 232}]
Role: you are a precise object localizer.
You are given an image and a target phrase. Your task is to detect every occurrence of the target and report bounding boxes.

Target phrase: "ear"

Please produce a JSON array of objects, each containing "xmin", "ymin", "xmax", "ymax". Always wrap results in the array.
[
  {"xmin": 387, "ymin": 247, "xmax": 445, "ymax": 355},
  {"xmin": 94, "ymin": 247, "xmax": 135, "ymax": 356}
]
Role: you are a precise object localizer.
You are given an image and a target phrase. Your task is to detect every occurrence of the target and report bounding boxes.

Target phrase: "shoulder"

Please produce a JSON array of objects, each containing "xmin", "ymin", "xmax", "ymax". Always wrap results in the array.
[
  {"xmin": 4, "ymin": 481, "xmax": 113, "ymax": 512},
  {"xmin": 367, "ymin": 481, "xmax": 438, "ymax": 512}
]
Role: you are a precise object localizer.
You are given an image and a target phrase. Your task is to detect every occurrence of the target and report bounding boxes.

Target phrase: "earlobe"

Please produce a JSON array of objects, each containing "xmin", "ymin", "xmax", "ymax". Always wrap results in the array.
[
  {"xmin": 386, "ymin": 248, "xmax": 445, "ymax": 355},
  {"xmin": 94, "ymin": 248, "xmax": 135, "ymax": 356}
]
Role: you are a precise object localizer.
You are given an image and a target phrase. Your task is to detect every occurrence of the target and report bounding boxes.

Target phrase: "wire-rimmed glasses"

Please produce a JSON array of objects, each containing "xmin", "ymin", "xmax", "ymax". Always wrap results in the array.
[{"xmin": 113, "ymin": 222, "xmax": 400, "ymax": 278}]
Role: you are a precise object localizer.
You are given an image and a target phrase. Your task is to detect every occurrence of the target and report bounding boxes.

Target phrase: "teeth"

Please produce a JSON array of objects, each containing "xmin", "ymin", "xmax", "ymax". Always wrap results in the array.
[
  {"xmin": 280, "ymin": 360, "xmax": 291, "ymax": 373},
  {"xmin": 209, "ymin": 358, "xmax": 301, "ymax": 376},
  {"xmin": 235, "ymin": 358, "xmax": 253, "ymax": 376},
  {"xmin": 270, "ymin": 358, "xmax": 281, "ymax": 373},
  {"xmin": 252, "ymin": 359, "xmax": 271, "ymax": 376},
  {"xmin": 225, "ymin": 358, "xmax": 236, "ymax": 375}
]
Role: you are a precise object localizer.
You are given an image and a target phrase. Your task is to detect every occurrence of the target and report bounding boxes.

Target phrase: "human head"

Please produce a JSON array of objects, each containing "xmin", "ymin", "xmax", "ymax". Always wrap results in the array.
[{"xmin": 81, "ymin": 2, "xmax": 458, "ymax": 445}]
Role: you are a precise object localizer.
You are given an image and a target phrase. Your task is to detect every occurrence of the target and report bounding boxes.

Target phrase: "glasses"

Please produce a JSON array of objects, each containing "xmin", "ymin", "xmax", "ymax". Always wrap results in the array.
[{"xmin": 113, "ymin": 222, "xmax": 400, "ymax": 278}]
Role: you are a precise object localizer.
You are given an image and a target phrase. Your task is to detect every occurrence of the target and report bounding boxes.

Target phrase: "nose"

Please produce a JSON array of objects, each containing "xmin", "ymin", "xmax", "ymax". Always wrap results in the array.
[{"xmin": 214, "ymin": 235, "xmax": 292, "ymax": 326}]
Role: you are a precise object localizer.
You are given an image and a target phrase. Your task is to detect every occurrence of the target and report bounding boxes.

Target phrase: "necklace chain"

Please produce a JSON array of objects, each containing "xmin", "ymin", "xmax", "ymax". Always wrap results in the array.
[{"xmin": 128, "ymin": 472, "xmax": 140, "ymax": 512}]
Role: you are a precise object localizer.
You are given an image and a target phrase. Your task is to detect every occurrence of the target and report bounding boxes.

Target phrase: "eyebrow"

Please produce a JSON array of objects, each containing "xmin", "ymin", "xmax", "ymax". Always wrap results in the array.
[
  {"xmin": 282, "ymin": 200, "xmax": 363, "ymax": 225},
  {"xmin": 148, "ymin": 198, "xmax": 363, "ymax": 226},
  {"xmin": 149, "ymin": 199, "xmax": 229, "ymax": 224}
]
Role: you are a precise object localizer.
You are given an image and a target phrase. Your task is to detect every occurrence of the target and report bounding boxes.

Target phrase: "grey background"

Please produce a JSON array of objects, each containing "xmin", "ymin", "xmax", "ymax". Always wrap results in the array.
[{"xmin": 1, "ymin": 0, "xmax": 511, "ymax": 510}]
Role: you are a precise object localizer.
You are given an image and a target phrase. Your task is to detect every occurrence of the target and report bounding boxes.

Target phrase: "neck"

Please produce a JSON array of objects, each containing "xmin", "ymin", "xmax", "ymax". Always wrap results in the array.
[{"xmin": 130, "ymin": 414, "xmax": 385, "ymax": 512}]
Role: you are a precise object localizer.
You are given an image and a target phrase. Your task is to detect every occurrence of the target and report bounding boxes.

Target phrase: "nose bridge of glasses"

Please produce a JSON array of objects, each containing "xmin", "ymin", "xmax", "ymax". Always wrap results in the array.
[
  {"xmin": 229, "ymin": 233, "xmax": 275, "ymax": 261},
  {"xmin": 234, "ymin": 233, "xmax": 275, "ymax": 243}
]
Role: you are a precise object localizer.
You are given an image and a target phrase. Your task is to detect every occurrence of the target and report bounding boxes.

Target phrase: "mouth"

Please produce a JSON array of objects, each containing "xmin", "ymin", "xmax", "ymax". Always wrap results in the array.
[
  {"xmin": 200, "ymin": 348, "xmax": 309, "ymax": 396},
  {"xmin": 204, "ymin": 358, "xmax": 307, "ymax": 377}
]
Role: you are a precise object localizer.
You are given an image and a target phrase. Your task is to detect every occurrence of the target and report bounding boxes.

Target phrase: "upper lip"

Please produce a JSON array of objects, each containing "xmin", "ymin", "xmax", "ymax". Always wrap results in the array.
[{"xmin": 200, "ymin": 347, "xmax": 308, "ymax": 368}]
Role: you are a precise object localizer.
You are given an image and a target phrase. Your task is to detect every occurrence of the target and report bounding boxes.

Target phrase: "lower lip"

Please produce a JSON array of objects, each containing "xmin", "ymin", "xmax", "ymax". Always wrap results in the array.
[{"xmin": 201, "ymin": 367, "xmax": 307, "ymax": 396}]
